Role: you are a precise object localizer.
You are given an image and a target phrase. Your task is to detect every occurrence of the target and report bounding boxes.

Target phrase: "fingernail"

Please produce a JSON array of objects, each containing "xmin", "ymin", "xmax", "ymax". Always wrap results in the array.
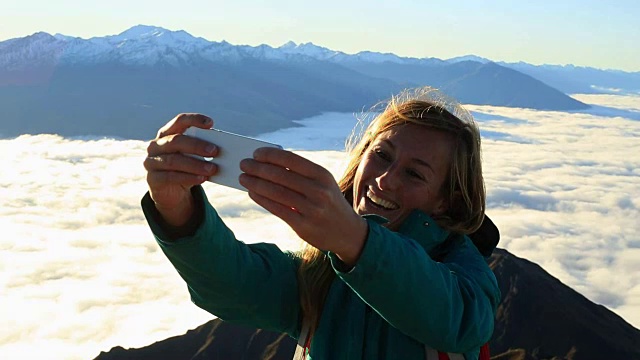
[
  {"xmin": 206, "ymin": 144, "xmax": 216, "ymax": 154},
  {"xmin": 202, "ymin": 117, "xmax": 212, "ymax": 124}
]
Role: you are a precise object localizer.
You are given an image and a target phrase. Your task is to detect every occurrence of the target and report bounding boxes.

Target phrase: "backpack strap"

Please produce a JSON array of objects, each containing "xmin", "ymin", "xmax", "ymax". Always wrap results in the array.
[
  {"xmin": 479, "ymin": 343, "xmax": 491, "ymax": 359},
  {"xmin": 293, "ymin": 321, "xmax": 310, "ymax": 360},
  {"xmin": 425, "ymin": 343, "xmax": 490, "ymax": 360},
  {"xmin": 425, "ymin": 345, "xmax": 465, "ymax": 360}
]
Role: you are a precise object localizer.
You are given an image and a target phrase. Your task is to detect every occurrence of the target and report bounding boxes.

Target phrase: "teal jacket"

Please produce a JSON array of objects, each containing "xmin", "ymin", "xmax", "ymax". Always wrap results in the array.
[{"xmin": 141, "ymin": 187, "xmax": 501, "ymax": 359}]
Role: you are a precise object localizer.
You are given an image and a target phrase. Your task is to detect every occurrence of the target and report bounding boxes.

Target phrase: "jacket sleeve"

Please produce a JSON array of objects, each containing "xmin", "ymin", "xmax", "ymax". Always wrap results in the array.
[
  {"xmin": 141, "ymin": 186, "xmax": 301, "ymax": 337},
  {"xmin": 327, "ymin": 218, "xmax": 500, "ymax": 353}
]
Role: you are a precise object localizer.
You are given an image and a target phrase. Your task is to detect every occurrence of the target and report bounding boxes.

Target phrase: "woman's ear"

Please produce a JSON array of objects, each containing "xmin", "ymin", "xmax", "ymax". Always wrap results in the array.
[
  {"xmin": 433, "ymin": 190, "xmax": 459, "ymax": 217},
  {"xmin": 432, "ymin": 200, "xmax": 448, "ymax": 217}
]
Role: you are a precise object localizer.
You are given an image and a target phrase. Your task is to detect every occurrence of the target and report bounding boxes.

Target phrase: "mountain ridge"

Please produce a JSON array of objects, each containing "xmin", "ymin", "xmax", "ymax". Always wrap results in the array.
[
  {"xmin": 0, "ymin": 25, "xmax": 601, "ymax": 140},
  {"xmin": 5, "ymin": 25, "xmax": 638, "ymax": 75}
]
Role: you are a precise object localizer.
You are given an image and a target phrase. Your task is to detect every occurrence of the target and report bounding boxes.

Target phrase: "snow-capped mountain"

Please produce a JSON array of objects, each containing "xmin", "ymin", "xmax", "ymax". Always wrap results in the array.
[
  {"xmin": 446, "ymin": 54, "xmax": 491, "ymax": 64},
  {"xmin": 0, "ymin": 25, "xmax": 287, "ymax": 67},
  {"xmin": 0, "ymin": 25, "xmax": 451, "ymax": 68},
  {"xmin": 276, "ymin": 40, "xmax": 445, "ymax": 66},
  {"xmin": 6, "ymin": 24, "xmax": 635, "ymax": 140},
  {"xmin": 0, "ymin": 32, "xmax": 65, "ymax": 70},
  {"xmin": 3, "ymin": 24, "xmax": 637, "ymax": 87},
  {"xmin": 4, "ymin": 24, "xmax": 639, "ymax": 76},
  {"xmin": 1, "ymin": 25, "xmax": 248, "ymax": 67},
  {"xmin": 278, "ymin": 41, "xmax": 339, "ymax": 60}
]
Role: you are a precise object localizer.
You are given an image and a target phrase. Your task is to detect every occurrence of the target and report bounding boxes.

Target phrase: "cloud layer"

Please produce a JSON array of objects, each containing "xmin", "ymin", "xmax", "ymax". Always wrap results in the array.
[{"xmin": 1, "ymin": 93, "xmax": 638, "ymax": 359}]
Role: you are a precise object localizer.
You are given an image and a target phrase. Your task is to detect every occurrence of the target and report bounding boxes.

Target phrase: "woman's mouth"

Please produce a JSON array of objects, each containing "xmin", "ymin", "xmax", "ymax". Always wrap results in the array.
[{"xmin": 366, "ymin": 189, "xmax": 399, "ymax": 210}]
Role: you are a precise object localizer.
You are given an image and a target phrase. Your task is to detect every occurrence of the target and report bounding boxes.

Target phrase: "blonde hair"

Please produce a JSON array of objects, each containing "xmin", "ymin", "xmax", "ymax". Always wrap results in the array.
[{"xmin": 296, "ymin": 87, "xmax": 486, "ymax": 337}]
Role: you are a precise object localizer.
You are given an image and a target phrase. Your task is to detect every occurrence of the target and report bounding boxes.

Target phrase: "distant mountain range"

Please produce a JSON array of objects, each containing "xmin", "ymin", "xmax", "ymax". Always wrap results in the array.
[
  {"xmin": 430, "ymin": 55, "xmax": 640, "ymax": 96},
  {"xmin": 94, "ymin": 248, "xmax": 640, "ymax": 360},
  {"xmin": 3, "ymin": 25, "xmax": 637, "ymax": 140}
]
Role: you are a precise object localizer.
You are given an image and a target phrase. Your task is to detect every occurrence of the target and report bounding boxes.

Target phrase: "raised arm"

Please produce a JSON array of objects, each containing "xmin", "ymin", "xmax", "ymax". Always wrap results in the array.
[
  {"xmin": 141, "ymin": 187, "xmax": 301, "ymax": 336},
  {"xmin": 142, "ymin": 114, "xmax": 301, "ymax": 336}
]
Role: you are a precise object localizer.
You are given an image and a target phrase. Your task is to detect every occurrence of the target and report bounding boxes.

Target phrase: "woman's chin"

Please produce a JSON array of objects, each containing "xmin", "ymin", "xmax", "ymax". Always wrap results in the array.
[{"xmin": 355, "ymin": 201, "xmax": 405, "ymax": 229}]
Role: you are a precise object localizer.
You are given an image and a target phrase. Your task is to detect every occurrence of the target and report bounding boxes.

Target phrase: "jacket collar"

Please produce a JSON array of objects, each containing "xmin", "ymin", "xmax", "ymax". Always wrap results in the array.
[
  {"xmin": 363, "ymin": 210, "xmax": 500, "ymax": 258},
  {"xmin": 363, "ymin": 210, "xmax": 450, "ymax": 256}
]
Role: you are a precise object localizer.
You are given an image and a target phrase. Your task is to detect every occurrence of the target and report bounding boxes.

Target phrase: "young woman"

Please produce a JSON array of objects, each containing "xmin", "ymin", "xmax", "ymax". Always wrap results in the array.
[{"xmin": 142, "ymin": 87, "xmax": 501, "ymax": 359}]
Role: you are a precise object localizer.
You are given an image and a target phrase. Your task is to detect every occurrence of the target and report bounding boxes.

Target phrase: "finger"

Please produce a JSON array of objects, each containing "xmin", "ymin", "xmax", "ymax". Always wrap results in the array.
[
  {"xmin": 147, "ymin": 133, "xmax": 219, "ymax": 158},
  {"xmin": 239, "ymin": 158, "xmax": 313, "ymax": 195},
  {"xmin": 144, "ymin": 153, "xmax": 218, "ymax": 177},
  {"xmin": 253, "ymin": 148, "xmax": 329, "ymax": 180},
  {"xmin": 247, "ymin": 190, "xmax": 304, "ymax": 230},
  {"xmin": 147, "ymin": 170, "xmax": 207, "ymax": 189},
  {"xmin": 239, "ymin": 173, "xmax": 308, "ymax": 211},
  {"xmin": 157, "ymin": 113, "xmax": 213, "ymax": 139}
]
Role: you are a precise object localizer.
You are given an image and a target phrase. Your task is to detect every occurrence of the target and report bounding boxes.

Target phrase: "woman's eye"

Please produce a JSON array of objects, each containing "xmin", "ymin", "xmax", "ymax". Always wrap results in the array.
[
  {"xmin": 407, "ymin": 169, "xmax": 425, "ymax": 180},
  {"xmin": 374, "ymin": 149, "xmax": 390, "ymax": 161}
]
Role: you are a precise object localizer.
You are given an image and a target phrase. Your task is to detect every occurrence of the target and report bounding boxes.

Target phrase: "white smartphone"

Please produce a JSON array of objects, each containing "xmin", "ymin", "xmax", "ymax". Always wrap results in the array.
[{"xmin": 184, "ymin": 127, "xmax": 282, "ymax": 191}]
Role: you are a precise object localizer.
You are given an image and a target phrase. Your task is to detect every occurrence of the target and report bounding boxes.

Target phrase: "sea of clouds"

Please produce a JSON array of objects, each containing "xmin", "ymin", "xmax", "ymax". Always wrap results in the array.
[{"xmin": 1, "ymin": 94, "xmax": 639, "ymax": 359}]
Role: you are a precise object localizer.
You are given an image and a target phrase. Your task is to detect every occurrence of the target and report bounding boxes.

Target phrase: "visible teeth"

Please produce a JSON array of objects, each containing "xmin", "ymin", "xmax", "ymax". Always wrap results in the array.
[{"xmin": 367, "ymin": 190, "xmax": 399, "ymax": 210}]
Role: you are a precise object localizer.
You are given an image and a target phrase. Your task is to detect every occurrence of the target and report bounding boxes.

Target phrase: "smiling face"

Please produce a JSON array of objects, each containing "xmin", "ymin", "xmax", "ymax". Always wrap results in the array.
[{"xmin": 352, "ymin": 123, "xmax": 455, "ymax": 230}]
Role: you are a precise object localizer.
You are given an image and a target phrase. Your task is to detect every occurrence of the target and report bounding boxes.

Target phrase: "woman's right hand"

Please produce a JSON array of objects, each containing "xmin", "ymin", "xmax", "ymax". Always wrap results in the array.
[{"xmin": 144, "ymin": 113, "xmax": 219, "ymax": 226}]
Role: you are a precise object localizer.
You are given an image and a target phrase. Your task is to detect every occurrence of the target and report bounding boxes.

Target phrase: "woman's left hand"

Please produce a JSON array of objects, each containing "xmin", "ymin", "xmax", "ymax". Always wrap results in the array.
[{"xmin": 239, "ymin": 147, "xmax": 368, "ymax": 265}]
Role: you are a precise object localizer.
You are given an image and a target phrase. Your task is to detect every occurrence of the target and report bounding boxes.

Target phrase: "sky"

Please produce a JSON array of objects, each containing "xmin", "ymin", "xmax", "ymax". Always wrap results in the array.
[
  {"xmin": 1, "ymin": 0, "xmax": 639, "ymax": 71},
  {"xmin": 1, "ymin": 93, "xmax": 639, "ymax": 359}
]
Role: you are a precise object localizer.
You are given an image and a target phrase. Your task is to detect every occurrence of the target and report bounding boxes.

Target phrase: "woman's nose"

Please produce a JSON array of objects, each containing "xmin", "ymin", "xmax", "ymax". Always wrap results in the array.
[{"xmin": 375, "ymin": 165, "xmax": 400, "ymax": 191}]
